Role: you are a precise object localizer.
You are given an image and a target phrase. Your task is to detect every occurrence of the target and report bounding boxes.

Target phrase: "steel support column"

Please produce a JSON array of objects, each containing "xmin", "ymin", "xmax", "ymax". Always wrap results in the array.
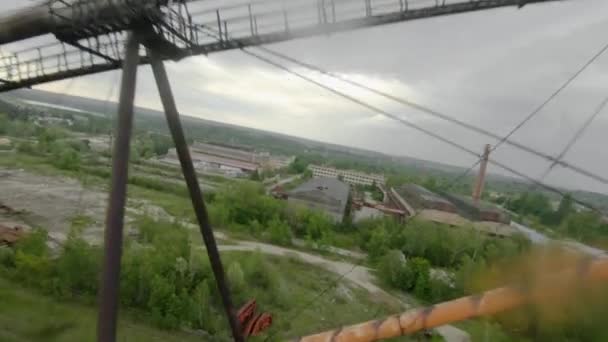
[
  {"xmin": 97, "ymin": 32, "xmax": 140, "ymax": 342},
  {"xmin": 149, "ymin": 51, "xmax": 244, "ymax": 342}
]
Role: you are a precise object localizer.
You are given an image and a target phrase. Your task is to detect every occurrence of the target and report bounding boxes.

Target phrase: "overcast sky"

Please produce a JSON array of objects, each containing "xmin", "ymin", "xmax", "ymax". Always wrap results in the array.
[{"xmin": 3, "ymin": 0, "xmax": 608, "ymax": 194}]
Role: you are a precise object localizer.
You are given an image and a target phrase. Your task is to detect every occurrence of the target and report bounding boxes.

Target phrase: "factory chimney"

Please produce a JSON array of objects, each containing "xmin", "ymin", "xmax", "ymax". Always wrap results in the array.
[{"xmin": 472, "ymin": 144, "xmax": 491, "ymax": 205}]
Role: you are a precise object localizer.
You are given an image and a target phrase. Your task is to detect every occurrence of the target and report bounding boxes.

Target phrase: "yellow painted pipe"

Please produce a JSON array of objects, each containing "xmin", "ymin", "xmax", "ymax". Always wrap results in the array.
[{"xmin": 293, "ymin": 258, "xmax": 608, "ymax": 342}]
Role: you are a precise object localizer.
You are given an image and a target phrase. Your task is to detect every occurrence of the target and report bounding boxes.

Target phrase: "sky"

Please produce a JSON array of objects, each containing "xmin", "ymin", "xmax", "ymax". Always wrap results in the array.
[{"xmin": 2, "ymin": 0, "xmax": 608, "ymax": 194}]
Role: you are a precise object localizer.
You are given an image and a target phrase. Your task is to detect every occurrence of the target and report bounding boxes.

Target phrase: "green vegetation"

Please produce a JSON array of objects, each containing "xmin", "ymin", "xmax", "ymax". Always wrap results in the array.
[
  {"xmin": 0, "ymin": 218, "xmax": 420, "ymax": 341},
  {"xmin": 361, "ymin": 218, "xmax": 529, "ymax": 303},
  {"xmin": 4, "ymin": 97, "xmax": 608, "ymax": 342},
  {"xmin": 505, "ymin": 192, "xmax": 608, "ymax": 247},
  {"xmin": 0, "ymin": 278, "xmax": 213, "ymax": 342}
]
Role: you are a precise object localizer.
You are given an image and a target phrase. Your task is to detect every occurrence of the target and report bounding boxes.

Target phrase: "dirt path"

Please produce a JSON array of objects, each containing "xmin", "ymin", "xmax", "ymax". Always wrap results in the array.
[
  {"xmin": 0, "ymin": 168, "xmax": 107, "ymax": 243},
  {"xmin": 213, "ymin": 237, "xmax": 470, "ymax": 342}
]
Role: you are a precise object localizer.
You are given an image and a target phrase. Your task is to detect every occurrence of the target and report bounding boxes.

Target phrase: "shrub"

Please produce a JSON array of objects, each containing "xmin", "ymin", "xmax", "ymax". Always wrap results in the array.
[
  {"xmin": 53, "ymin": 232, "xmax": 100, "ymax": 297},
  {"xmin": 267, "ymin": 217, "xmax": 292, "ymax": 246},
  {"xmin": 227, "ymin": 262, "xmax": 245, "ymax": 296},
  {"xmin": 0, "ymin": 247, "xmax": 14, "ymax": 268},
  {"xmin": 51, "ymin": 147, "xmax": 81, "ymax": 171},
  {"xmin": 377, "ymin": 249, "xmax": 407, "ymax": 288}
]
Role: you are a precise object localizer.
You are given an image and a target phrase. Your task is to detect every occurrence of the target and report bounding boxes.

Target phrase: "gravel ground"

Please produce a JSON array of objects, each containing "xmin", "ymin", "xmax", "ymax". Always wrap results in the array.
[
  {"xmin": 0, "ymin": 168, "xmax": 107, "ymax": 243},
  {"xmin": 0, "ymin": 168, "xmax": 170, "ymax": 246}
]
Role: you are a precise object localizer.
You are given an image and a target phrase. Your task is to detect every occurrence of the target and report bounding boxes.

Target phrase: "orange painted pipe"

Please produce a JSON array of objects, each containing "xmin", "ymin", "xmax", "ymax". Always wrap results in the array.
[{"xmin": 293, "ymin": 258, "xmax": 608, "ymax": 342}]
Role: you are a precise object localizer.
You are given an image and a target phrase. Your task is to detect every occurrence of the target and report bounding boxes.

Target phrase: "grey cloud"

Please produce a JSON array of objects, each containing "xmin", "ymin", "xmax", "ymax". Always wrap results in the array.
[{"xmin": 2, "ymin": 0, "xmax": 608, "ymax": 193}]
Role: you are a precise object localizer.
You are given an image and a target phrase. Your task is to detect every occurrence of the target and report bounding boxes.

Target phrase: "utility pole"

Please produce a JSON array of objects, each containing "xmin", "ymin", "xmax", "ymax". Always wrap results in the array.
[{"xmin": 472, "ymin": 144, "xmax": 491, "ymax": 205}]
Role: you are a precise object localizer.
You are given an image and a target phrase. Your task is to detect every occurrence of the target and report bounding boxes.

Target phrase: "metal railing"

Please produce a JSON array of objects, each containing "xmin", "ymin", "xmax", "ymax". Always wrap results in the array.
[{"xmin": 0, "ymin": 0, "xmax": 556, "ymax": 91}]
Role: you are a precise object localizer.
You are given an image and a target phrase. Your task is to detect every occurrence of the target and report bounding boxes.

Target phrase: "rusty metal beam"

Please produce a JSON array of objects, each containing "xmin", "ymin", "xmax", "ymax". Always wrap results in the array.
[
  {"xmin": 149, "ymin": 51, "xmax": 244, "ymax": 342},
  {"xmin": 96, "ymin": 32, "xmax": 140, "ymax": 342},
  {"xmin": 293, "ymin": 257, "xmax": 608, "ymax": 342}
]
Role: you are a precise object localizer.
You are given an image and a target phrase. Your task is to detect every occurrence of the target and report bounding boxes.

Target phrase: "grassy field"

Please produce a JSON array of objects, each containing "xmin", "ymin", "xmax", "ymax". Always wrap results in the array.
[
  {"xmin": 0, "ymin": 251, "xmax": 421, "ymax": 342},
  {"xmin": 0, "ymin": 278, "xmax": 207, "ymax": 342},
  {"xmin": 219, "ymin": 251, "xmax": 406, "ymax": 340}
]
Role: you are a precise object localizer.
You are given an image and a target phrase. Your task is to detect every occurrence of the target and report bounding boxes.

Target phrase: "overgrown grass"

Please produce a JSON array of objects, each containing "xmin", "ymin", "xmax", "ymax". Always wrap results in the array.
[
  {"xmin": 213, "ymin": 251, "xmax": 420, "ymax": 341},
  {"xmin": 0, "ymin": 278, "xmax": 211, "ymax": 342},
  {"xmin": 455, "ymin": 319, "xmax": 530, "ymax": 342}
]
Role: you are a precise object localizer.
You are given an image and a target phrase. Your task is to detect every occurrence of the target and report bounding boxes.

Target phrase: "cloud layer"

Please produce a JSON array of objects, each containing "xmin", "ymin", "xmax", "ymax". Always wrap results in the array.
[{"xmin": 3, "ymin": 0, "xmax": 608, "ymax": 193}]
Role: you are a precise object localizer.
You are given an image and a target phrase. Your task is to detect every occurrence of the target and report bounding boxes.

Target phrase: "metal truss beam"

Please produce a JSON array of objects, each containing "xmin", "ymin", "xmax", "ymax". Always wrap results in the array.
[{"xmin": 0, "ymin": 0, "xmax": 564, "ymax": 92}]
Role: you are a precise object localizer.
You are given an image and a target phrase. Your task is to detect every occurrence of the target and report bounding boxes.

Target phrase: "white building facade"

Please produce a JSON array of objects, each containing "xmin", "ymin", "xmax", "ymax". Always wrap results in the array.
[{"xmin": 308, "ymin": 164, "xmax": 385, "ymax": 186}]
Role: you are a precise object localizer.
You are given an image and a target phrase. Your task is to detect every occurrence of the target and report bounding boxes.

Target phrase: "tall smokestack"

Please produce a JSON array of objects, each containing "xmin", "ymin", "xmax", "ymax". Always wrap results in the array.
[{"xmin": 472, "ymin": 144, "xmax": 491, "ymax": 205}]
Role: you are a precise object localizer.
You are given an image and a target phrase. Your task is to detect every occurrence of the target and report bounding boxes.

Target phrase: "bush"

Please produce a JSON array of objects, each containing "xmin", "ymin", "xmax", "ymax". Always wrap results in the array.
[
  {"xmin": 51, "ymin": 146, "xmax": 81, "ymax": 171},
  {"xmin": 13, "ymin": 249, "xmax": 52, "ymax": 288},
  {"xmin": 14, "ymin": 229, "xmax": 48, "ymax": 257},
  {"xmin": 0, "ymin": 247, "xmax": 14, "ymax": 268},
  {"xmin": 227, "ymin": 262, "xmax": 245, "ymax": 295},
  {"xmin": 267, "ymin": 217, "xmax": 292, "ymax": 246},
  {"xmin": 52, "ymin": 231, "xmax": 100, "ymax": 297},
  {"xmin": 16, "ymin": 141, "xmax": 37, "ymax": 154},
  {"xmin": 216, "ymin": 183, "xmax": 285, "ymax": 226},
  {"xmin": 242, "ymin": 252, "xmax": 279, "ymax": 291},
  {"xmin": 377, "ymin": 250, "xmax": 407, "ymax": 287}
]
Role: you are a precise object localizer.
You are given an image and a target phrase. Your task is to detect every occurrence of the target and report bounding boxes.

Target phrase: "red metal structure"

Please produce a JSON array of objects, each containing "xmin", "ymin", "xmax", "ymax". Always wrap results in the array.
[{"xmin": 237, "ymin": 299, "xmax": 273, "ymax": 337}]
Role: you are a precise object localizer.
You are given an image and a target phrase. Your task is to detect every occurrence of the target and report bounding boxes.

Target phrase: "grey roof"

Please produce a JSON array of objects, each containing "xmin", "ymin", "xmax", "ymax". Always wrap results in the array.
[
  {"xmin": 288, "ymin": 177, "xmax": 350, "ymax": 213},
  {"xmin": 400, "ymin": 184, "xmax": 453, "ymax": 206}
]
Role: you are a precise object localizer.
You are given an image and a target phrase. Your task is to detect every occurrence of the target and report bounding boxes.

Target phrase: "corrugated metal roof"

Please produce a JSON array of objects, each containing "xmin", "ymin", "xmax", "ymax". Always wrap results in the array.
[
  {"xmin": 289, "ymin": 177, "xmax": 350, "ymax": 213},
  {"xmin": 405, "ymin": 184, "xmax": 453, "ymax": 205},
  {"xmin": 191, "ymin": 151, "xmax": 258, "ymax": 171}
]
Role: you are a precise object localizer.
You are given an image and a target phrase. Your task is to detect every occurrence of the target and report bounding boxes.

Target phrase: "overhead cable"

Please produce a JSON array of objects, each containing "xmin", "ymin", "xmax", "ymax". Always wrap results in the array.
[
  {"xmin": 255, "ymin": 43, "xmax": 608, "ymax": 185},
  {"xmin": 537, "ymin": 93, "xmax": 608, "ymax": 185},
  {"xmin": 241, "ymin": 48, "xmax": 600, "ymax": 213}
]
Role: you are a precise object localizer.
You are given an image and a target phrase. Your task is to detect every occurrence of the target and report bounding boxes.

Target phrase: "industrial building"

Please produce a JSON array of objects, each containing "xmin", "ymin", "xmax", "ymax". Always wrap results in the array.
[
  {"xmin": 287, "ymin": 177, "xmax": 351, "ymax": 223},
  {"xmin": 308, "ymin": 164, "xmax": 385, "ymax": 187},
  {"xmin": 164, "ymin": 147, "xmax": 258, "ymax": 177},
  {"xmin": 442, "ymin": 193, "xmax": 511, "ymax": 224},
  {"xmin": 392, "ymin": 184, "xmax": 457, "ymax": 213},
  {"xmin": 163, "ymin": 141, "xmax": 293, "ymax": 177},
  {"xmin": 387, "ymin": 183, "xmax": 516, "ymax": 237}
]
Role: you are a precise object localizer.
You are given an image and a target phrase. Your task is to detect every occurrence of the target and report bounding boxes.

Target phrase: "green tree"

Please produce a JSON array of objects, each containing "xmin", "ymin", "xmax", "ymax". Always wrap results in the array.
[
  {"xmin": 554, "ymin": 193, "xmax": 574, "ymax": 224},
  {"xmin": 150, "ymin": 133, "xmax": 173, "ymax": 156},
  {"xmin": 507, "ymin": 192, "xmax": 552, "ymax": 218},
  {"xmin": 302, "ymin": 169, "xmax": 313, "ymax": 179}
]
